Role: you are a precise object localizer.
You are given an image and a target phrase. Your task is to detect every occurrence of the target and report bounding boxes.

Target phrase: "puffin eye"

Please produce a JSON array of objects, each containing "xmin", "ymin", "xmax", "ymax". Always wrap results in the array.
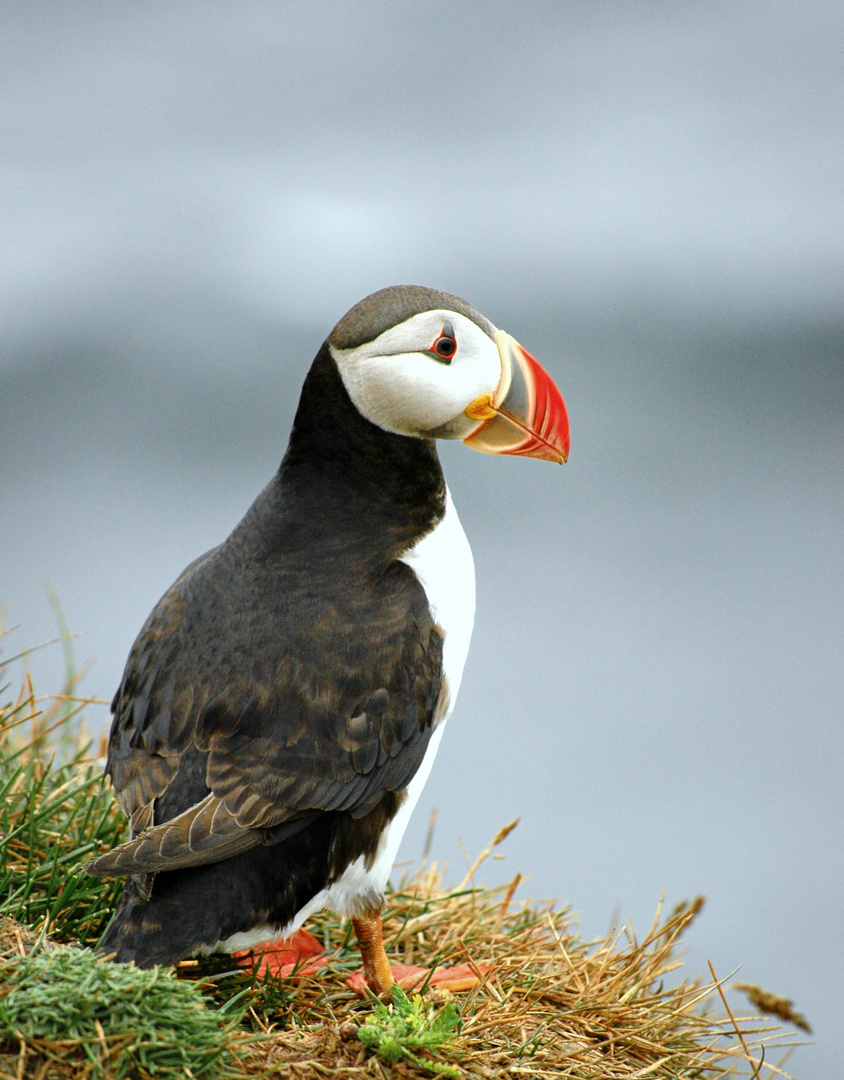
[{"xmin": 430, "ymin": 323, "xmax": 456, "ymax": 363}]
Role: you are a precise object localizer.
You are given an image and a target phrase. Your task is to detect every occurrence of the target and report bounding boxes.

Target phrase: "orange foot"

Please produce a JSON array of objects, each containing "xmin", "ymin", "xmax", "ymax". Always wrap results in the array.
[
  {"xmin": 232, "ymin": 928, "xmax": 328, "ymax": 978},
  {"xmin": 346, "ymin": 962, "xmax": 493, "ymax": 996}
]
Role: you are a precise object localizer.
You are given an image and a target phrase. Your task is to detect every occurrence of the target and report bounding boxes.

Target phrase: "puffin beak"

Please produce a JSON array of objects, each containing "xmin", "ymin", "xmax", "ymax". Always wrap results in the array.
[{"xmin": 462, "ymin": 331, "xmax": 570, "ymax": 463}]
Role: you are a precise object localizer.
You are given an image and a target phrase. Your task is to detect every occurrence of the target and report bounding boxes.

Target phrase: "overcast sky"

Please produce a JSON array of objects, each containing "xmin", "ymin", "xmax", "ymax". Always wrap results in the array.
[{"xmin": 1, "ymin": 4, "xmax": 842, "ymax": 1075}]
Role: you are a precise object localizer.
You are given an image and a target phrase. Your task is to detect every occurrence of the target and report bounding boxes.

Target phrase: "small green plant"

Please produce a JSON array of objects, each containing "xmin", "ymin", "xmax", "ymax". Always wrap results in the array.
[{"xmin": 357, "ymin": 983, "xmax": 463, "ymax": 1077}]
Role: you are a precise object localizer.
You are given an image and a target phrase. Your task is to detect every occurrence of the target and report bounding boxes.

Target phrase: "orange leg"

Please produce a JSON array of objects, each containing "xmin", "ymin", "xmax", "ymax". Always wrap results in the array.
[
  {"xmin": 347, "ymin": 910, "xmax": 494, "ymax": 997},
  {"xmin": 353, "ymin": 909, "xmax": 394, "ymax": 996}
]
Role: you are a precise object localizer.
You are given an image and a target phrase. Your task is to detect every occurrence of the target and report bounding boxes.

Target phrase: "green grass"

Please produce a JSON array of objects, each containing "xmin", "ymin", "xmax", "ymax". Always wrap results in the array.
[
  {"xmin": 0, "ymin": 644, "xmax": 125, "ymax": 947},
  {"xmin": 0, "ymin": 946, "xmax": 249, "ymax": 1079}
]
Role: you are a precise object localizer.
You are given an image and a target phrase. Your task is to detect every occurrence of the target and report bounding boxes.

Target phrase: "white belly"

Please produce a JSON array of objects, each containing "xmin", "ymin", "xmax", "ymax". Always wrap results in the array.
[{"xmin": 214, "ymin": 488, "xmax": 475, "ymax": 951}]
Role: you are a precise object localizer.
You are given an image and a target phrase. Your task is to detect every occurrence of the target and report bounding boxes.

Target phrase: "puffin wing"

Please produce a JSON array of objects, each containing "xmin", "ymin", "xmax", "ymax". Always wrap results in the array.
[{"xmin": 88, "ymin": 562, "xmax": 445, "ymax": 878}]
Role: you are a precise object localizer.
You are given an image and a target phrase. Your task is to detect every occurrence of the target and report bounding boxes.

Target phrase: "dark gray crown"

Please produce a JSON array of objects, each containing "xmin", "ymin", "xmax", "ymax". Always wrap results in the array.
[{"xmin": 328, "ymin": 285, "xmax": 497, "ymax": 351}]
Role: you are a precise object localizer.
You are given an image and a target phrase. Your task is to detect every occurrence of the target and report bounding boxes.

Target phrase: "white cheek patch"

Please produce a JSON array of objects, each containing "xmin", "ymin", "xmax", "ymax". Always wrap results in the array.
[{"xmin": 331, "ymin": 311, "xmax": 501, "ymax": 439}]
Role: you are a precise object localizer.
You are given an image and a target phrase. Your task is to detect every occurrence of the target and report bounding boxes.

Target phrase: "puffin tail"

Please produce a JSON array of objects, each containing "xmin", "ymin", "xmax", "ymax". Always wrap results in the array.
[
  {"xmin": 96, "ymin": 818, "xmax": 341, "ymax": 968},
  {"xmin": 99, "ymin": 877, "xmax": 171, "ymax": 967}
]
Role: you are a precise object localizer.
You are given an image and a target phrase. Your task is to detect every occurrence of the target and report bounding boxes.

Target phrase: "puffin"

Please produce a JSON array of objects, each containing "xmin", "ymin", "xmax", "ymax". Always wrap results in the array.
[{"xmin": 87, "ymin": 285, "xmax": 569, "ymax": 995}]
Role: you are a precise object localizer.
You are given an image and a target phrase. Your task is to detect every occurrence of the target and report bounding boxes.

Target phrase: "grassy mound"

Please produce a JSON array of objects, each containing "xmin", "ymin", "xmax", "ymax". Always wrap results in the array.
[{"xmin": 0, "ymin": 640, "xmax": 804, "ymax": 1078}]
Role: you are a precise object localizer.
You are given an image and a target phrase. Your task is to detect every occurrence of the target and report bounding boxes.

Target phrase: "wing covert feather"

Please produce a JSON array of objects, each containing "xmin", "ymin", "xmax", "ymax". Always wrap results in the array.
[{"xmin": 100, "ymin": 548, "xmax": 445, "ymax": 875}]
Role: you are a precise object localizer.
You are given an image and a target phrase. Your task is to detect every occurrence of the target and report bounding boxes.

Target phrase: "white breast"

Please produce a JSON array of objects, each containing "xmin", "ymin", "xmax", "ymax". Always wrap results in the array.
[
  {"xmin": 399, "ymin": 485, "xmax": 476, "ymax": 714},
  {"xmin": 323, "ymin": 486, "xmax": 476, "ymax": 915}
]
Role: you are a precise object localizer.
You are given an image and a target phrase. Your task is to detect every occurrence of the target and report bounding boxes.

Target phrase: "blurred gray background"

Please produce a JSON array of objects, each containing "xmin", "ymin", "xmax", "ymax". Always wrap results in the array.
[{"xmin": 1, "ymin": 3, "xmax": 841, "ymax": 1074}]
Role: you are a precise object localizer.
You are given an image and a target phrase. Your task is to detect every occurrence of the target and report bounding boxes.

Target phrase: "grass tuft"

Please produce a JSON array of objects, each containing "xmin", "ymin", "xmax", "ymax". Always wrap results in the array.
[
  {"xmin": 0, "ymin": 943, "xmax": 249, "ymax": 1079},
  {"xmin": 0, "ymin": 640, "xmax": 124, "ymax": 946}
]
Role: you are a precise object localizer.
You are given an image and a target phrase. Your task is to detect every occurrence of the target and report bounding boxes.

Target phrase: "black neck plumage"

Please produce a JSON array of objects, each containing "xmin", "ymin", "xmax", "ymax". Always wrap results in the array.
[{"xmin": 236, "ymin": 344, "xmax": 446, "ymax": 562}]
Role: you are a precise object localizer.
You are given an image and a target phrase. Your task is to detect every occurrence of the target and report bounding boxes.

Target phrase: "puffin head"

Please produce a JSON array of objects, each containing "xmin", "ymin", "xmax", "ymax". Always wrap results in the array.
[{"xmin": 328, "ymin": 285, "xmax": 570, "ymax": 464}]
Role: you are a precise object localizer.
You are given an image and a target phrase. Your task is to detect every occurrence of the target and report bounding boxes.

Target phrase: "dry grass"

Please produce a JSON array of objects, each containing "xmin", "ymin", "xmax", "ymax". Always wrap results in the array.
[
  {"xmin": 229, "ymin": 865, "xmax": 801, "ymax": 1079},
  {"xmin": 0, "ymin": 640, "xmax": 806, "ymax": 1079}
]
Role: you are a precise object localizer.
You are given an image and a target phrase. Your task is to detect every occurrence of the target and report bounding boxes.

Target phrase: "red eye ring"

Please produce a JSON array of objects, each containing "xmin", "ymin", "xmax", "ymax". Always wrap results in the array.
[{"xmin": 430, "ymin": 324, "xmax": 456, "ymax": 362}]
